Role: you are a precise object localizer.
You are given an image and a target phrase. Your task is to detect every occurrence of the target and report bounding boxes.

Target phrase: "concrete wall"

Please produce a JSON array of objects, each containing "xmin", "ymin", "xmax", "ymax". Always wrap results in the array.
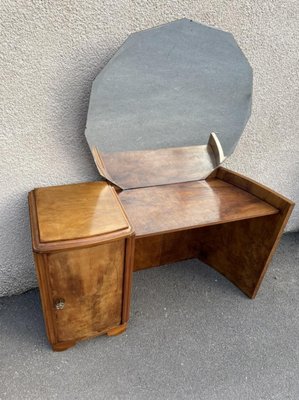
[{"xmin": 1, "ymin": 0, "xmax": 298, "ymax": 296}]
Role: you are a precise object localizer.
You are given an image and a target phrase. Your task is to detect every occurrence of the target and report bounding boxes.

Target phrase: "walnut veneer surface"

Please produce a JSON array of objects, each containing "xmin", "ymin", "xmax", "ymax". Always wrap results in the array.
[
  {"xmin": 119, "ymin": 178, "xmax": 279, "ymax": 237},
  {"xmin": 35, "ymin": 182, "xmax": 129, "ymax": 243},
  {"xmin": 47, "ymin": 241, "xmax": 125, "ymax": 342},
  {"xmin": 29, "ymin": 182, "xmax": 135, "ymax": 351},
  {"xmin": 29, "ymin": 167, "xmax": 294, "ymax": 351},
  {"xmin": 94, "ymin": 145, "xmax": 216, "ymax": 189},
  {"xmin": 128, "ymin": 168, "xmax": 294, "ymax": 299}
]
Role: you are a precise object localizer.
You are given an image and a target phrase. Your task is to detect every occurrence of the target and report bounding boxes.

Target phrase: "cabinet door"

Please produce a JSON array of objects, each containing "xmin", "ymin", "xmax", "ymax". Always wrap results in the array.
[{"xmin": 47, "ymin": 240, "xmax": 125, "ymax": 342}]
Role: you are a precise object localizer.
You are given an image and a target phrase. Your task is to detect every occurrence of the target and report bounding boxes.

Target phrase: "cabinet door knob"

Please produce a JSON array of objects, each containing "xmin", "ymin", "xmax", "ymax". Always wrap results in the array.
[{"xmin": 55, "ymin": 299, "xmax": 65, "ymax": 310}]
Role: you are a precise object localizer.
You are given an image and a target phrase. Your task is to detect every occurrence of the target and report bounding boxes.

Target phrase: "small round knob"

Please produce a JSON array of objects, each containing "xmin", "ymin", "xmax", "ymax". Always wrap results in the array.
[{"xmin": 55, "ymin": 299, "xmax": 65, "ymax": 310}]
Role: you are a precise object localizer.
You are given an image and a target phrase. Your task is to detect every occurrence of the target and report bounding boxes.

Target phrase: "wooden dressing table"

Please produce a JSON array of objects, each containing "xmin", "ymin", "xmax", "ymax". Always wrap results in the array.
[
  {"xmin": 28, "ymin": 19, "xmax": 294, "ymax": 350},
  {"xmin": 29, "ymin": 167, "xmax": 293, "ymax": 351}
]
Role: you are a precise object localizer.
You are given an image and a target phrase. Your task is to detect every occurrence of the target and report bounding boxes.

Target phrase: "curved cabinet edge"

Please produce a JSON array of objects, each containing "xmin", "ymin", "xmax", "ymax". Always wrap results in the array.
[{"xmin": 201, "ymin": 167, "xmax": 294, "ymax": 298}]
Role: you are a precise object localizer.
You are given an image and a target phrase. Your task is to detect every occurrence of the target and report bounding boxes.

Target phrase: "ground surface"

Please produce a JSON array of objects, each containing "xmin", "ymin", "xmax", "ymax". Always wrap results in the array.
[{"xmin": 0, "ymin": 233, "xmax": 298, "ymax": 400}]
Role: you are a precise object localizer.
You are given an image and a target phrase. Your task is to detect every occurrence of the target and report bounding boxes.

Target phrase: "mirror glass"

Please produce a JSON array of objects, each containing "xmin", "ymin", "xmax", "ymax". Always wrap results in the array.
[{"xmin": 85, "ymin": 18, "xmax": 252, "ymax": 158}]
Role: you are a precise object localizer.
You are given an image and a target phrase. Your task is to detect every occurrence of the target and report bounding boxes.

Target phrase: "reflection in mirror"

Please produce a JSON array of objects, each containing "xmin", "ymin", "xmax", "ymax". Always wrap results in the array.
[{"xmin": 92, "ymin": 132, "xmax": 225, "ymax": 189}]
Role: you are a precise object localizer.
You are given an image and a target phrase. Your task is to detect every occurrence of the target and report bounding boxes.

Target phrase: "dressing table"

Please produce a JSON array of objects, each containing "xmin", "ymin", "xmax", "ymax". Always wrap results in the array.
[{"xmin": 29, "ymin": 19, "xmax": 294, "ymax": 351}]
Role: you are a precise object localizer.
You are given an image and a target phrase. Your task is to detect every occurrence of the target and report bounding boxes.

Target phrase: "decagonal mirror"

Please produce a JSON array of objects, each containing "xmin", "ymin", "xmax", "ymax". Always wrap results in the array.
[{"xmin": 85, "ymin": 18, "xmax": 252, "ymax": 189}]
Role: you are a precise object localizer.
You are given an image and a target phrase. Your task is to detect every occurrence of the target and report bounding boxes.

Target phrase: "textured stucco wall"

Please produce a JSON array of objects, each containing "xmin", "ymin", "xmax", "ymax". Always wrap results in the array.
[{"xmin": 0, "ymin": 1, "xmax": 298, "ymax": 296}]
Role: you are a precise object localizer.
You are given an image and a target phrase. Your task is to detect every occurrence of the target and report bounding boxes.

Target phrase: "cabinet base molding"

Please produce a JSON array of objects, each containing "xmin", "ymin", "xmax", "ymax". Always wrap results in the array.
[
  {"xmin": 51, "ymin": 323, "xmax": 128, "ymax": 351},
  {"xmin": 52, "ymin": 340, "xmax": 77, "ymax": 352},
  {"xmin": 107, "ymin": 323, "xmax": 128, "ymax": 337}
]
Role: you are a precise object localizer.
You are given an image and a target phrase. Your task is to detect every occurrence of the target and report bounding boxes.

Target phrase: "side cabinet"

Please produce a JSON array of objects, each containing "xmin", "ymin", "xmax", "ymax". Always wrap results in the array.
[{"xmin": 29, "ymin": 182, "xmax": 134, "ymax": 351}]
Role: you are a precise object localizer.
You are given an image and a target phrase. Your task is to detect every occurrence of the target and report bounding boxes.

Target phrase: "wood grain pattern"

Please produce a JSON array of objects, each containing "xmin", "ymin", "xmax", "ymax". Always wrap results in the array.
[
  {"xmin": 33, "ymin": 238, "xmax": 134, "ymax": 351},
  {"xmin": 35, "ymin": 182, "xmax": 129, "ymax": 243},
  {"xmin": 34, "ymin": 253, "xmax": 58, "ymax": 345},
  {"xmin": 121, "ymin": 237, "xmax": 135, "ymax": 323},
  {"xmin": 215, "ymin": 167, "xmax": 294, "ymax": 211},
  {"xmin": 134, "ymin": 230, "xmax": 200, "ymax": 271},
  {"xmin": 47, "ymin": 240, "xmax": 125, "ymax": 343},
  {"xmin": 201, "ymin": 167, "xmax": 295, "ymax": 298},
  {"xmin": 29, "ymin": 184, "xmax": 133, "ymax": 253},
  {"xmin": 29, "ymin": 181, "xmax": 135, "ymax": 351},
  {"xmin": 97, "ymin": 144, "xmax": 217, "ymax": 189},
  {"xmin": 28, "ymin": 166, "xmax": 294, "ymax": 351},
  {"xmin": 132, "ymin": 168, "xmax": 294, "ymax": 299},
  {"xmin": 196, "ymin": 215, "xmax": 288, "ymax": 298},
  {"xmin": 134, "ymin": 214, "xmax": 292, "ymax": 298},
  {"xmin": 119, "ymin": 179, "xmax": 279, "ymax": 237}
]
